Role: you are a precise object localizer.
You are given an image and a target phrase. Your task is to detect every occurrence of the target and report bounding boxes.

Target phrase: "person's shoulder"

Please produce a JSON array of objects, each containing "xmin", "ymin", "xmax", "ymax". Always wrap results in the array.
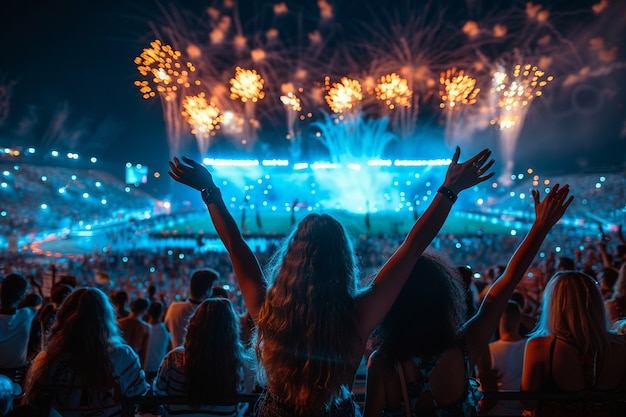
[
  {"xmin": 17, "ymin": 306, "xmax": 38, "ymax": 318},
  {"xmin": 367, "ymin": 349, "xmax": 393, "ymax": 371}
]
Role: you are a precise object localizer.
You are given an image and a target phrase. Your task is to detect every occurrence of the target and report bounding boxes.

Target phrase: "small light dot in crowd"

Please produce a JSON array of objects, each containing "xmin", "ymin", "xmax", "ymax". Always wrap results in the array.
[
  {"xmin": 41, "ymin": 176, "xmax": 47, "ymax": 182},
  {"xmin": 271, "ymin": 206, "xmax": 277, "ymax": 211},
  {"xmin": 125, "ymin": 187, "xmax": 131, "ymax": 192},
  {"xmin": 509, "ymin": 191, "xmax": 516, "ymax": 197},
  {"xmin": 600, "ymin": 176, "xmax": 606, "ymax": 182},
  {"xmin": 40, "ymin": 204, "xmax": 48, "ymax": 209},
  {"xmin": 1, "ymin": 182, "xmax": 7, "ymax": 188},
  {"xmin": 96, "ymin": 182, "xmax": 102, "ymax": 187},
  {"xmin": 539, "ymin": 252, "xmax": 545, "ymax": 258},
  {"xmin": 71, "ymin": 175, "xmax": 77, "ymax": 180},
  {"xmin": 51, "ymin": 151, "xmax": 59, "ymax": 157},
  {"xmin": 477, "ymin": 198, "xmax": 484, "ymax": 205},
  {"xmin": 150, "ymin": 267, "xmax": 156, "ymax": 272},
  {"xmin": 179, "ymin": 254, "xmax": 185, "ymax": 259},
  {"xmin": 544, "ymin": 187, "xmax": 551, "ymax": 193},
  {"xmin": 58, "ymin": 188, "xmax": 65, "ymax": 194},
  {"xmin": 28, "ymin": 148, "xmax": 35, "ymax": 154},
  {"xmin": 13, "ymin": 165, "xmax": 19, "ymax": 171},
  {"xmin": 126, "ymin": 162, "xmax": 132, "ymax": 168},
  {"xmin": 0, "ymin": 211, "xmax": 6, "ymax": 216},
  {"xmin": 595, "ymin": 183, "xmax": 601, "ymax": 189},
  {"xmin": 82, "ymin": 193, "xmax": 89, "ymax": 198},
  {"xmin": 2, "ymin": 171, "xmax": 9, "ymax": 176},
  {"xmin": 555, "ymin": 246, "xmax": 562, "ymax": 253},
  {"xmin": 167, "ymin": 250, "xmax": 173, "ymax": 255},
  {"xmin": 91, "ymin": 157, "xmax": 97, "ymax": 163},
  {"xmin": 455, "ymin": 243, "xmax": 462, "ymax": 249},
  {"xmin": 510, "ymin": 229, "xmax": 517, "ymax": 236},
  {"xmin": 101, "ymin": 199, "xmax": 107, "ymax": 205},
  {"xmin": 223, "ymin": 285, "xmax": 230, "ymax": 290},
  {"xmin": 123, "ymin": 257, "xmax": 128, "ymax": 262},
  {"xmin": 517, "ymin": 174, "xmax": 524, "ymax": 180},
  {"xmin": 519, "ymin": 193, "xmax": 526, "ymax": 199}
]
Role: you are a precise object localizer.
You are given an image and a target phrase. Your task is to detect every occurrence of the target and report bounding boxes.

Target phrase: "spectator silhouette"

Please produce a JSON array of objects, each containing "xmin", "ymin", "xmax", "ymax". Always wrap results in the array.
[
  {"xmin": 154, "ymin": 298, "xmax": 248, "ymax": 416},
  {"xmin": 363, "ymin": 184, "xmax": 572, "ymax": 417},
  {"xmin": 23, "ymin": 288, "xmax": 149, "ymax": 416},
  {"xmin": 0, "ymin": 273, "xmax": 37, "ymax": 376},
  {"xmin": 521, "ymin": 271, "xmax": 626, "ymax": 415},
  {"xmin": 145, "ymin": 301, "xmax": 170, "ymax": 381},
  {"xmin": 118, "ymin": 298, "xmax": 151, "ymax": 369},
  {"xmin": 38, "ymin": 283, "xmax": 73, "ymax": 348},
  {"xmin": 478, "ymin": 301, "xmax": 527, "ymax": 416},
  {"xmin": 164, "ymin": 269, "xmax": 218, "ymax": 348},
  {"xmin": 112, "ymin": 291, "xmax": 130, "ymax": 319},
  {"xmin": 169, "ymin": 147, "xmax": 496, "ymax": 416},
  {"xmin": 606, "ymin": 263, "xmax": 626, "ymax": 323}
]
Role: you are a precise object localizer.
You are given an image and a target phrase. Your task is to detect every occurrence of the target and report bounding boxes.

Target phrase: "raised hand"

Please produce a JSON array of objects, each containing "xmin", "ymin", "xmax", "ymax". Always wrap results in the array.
[
  {"xmin": 442, "ymin": 147, "xmax": 496, "ymax": 195},
  {"xmin": 168, "ymin": 156, "xmax": 217, "ymax": 191},
  {"xmin": 531, "ymin": 184, "xmax": 573, "ymax": 229}
]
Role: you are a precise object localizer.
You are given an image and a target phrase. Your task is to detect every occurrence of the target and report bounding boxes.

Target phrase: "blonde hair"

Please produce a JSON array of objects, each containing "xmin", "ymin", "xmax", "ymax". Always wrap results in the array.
[{"xmin": 534, "ymin": 271, "xmax": 611, "ymax": 356}]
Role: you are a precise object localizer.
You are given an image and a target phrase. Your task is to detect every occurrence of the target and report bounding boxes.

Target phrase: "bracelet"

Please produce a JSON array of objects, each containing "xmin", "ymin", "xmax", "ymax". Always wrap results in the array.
[
  {"xmin": 201, "ymin": 186, "xmax": 221, "ymax": 206},
  {"xmin": 437, "ymin": 186, "xmax": 458, "ymax": 203}
]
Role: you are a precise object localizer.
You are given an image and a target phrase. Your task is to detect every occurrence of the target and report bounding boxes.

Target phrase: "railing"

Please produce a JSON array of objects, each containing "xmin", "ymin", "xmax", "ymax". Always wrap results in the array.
[{"xmin": 121, "ymin": 391, "xmax": 626, "ymax": 417}]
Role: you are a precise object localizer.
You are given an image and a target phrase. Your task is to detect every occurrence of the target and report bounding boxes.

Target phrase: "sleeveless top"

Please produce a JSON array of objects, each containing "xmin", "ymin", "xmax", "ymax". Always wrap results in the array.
[
  {"xmin": 533, "ymin": 336, "xmax": 619, "ymax": 417},
  {"xmin": 382, "ymin": 343, "xmax": 482, "ymax": 417}
]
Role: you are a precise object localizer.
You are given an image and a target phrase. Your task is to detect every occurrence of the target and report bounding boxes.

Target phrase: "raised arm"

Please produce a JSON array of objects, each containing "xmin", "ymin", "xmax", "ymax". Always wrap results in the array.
[
  {"xmin": 355, "ymin": 147, "xmax": 495, "ymax": 339},
  {"xmin": 169, "ymin": 156, "xmax": 266, "ymax": 320},
  {"xmin": 461, "ymin": 184, "xmax": 573, "ymax": 362}
]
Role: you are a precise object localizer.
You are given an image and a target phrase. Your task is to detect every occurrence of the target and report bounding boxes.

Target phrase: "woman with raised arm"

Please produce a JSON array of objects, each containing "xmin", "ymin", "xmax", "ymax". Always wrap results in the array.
[
  {"xmin": 169, "ymin": 147, "xmax": 495, "ymax": 417},
  {"xmin": 363, "ymin": 184, "xmax": 573, "ymax": 417}
]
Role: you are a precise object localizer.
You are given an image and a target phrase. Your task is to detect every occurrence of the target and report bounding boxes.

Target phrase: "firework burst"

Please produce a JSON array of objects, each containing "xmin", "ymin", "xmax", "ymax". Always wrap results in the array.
[
  {"xmin": 324, "ymin": 77, "xmax": 363, "ymax": 114},
  {"xmin": 439, "ymin": 68, "xmax": 480, "ymax": 109},
  {"xmin": 375, "ymin": 73, "xmax": 412, "ymax": 109}
]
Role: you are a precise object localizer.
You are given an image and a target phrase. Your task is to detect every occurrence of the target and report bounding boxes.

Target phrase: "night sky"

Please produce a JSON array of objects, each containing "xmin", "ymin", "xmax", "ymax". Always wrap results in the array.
[{"xmin": 1, "ymin": 0, "xmax": 625, "ymax": 180}]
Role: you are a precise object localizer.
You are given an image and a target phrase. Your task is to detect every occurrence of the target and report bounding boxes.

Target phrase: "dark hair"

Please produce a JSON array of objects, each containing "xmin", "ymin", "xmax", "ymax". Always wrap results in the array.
[
  {"xmin": 184, "ymin": 298, "xmax": 244, "ymax": 405},
  {"xmin": 50, "ymin": 283, "xmax": 73, "ymax": 305},
  {"xmin": 377, "ymin": 250, "xmax": 466, "ymax": 360},
  {"xmin": 113, "ymin": 291, "xmax": 128, "ymax": 306},
  {"xmin": 130, "ymin": 298, "xmax": 150, "ymax": 314},
  {"xmin": 0, "ymin": 273, "xmax": 29, "ymax": 307},
  {"xmin": 189, "ymin": 269, "xmax": 219, "ymax": 300},
  {"xmin": 147, "ymin": 301, "xmax": 164, "ymax": 320}
]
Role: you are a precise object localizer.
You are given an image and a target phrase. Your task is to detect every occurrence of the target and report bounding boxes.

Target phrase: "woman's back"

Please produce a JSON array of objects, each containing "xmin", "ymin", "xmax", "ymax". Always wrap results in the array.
[
  {"xmin": 368, "ymin": 344, "xmax": 479, "ymax": 417},
  {"xmin": 527, "ymin": 336, "xmax": 626, "ymax": 392}
]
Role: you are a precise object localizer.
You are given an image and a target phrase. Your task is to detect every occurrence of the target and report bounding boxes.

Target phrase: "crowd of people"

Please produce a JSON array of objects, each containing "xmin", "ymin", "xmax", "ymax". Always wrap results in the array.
[{"xmin": 1, "ymin": 147, "xmax": 626, "ymax": 416}]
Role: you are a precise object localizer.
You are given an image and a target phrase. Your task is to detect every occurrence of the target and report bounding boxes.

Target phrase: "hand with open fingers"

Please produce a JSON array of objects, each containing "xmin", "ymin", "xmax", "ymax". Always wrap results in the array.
[
  {"xmin": 531, "ymin": 184, "xmax": 573, "ymax": 229},
  {"xmin": 442, "ymin": 147, "xmax": 496, "ymax": 195},
  {"xmin": 168, "ymin": 156, "xmax": 216, "ymax": 191}
]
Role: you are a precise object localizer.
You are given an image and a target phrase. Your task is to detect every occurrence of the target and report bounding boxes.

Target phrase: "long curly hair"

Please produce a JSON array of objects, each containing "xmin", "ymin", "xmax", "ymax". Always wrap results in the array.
[
  {"xmin": 256, "ymin": 213, "xmax": 360, "ymax": 414},
  {"xmin": 533, "ymin": 271, "xmax": 611, "ymax": 357},
  {"xmin": 24, "ymin": 287, "xmax": 123, "ymax": 404},
  {"xmin": 376, "ymin": 249, "xmax": 467, "ymax": 360},
  {"xmin": 184, "ymin": 298, "xmax": 245, "ymax": 405}
]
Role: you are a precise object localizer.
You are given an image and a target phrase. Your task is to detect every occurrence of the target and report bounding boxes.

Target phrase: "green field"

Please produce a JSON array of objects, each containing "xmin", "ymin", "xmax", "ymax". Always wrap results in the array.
[{"xmin": 161, "ymin": 209, "xmax": 518, "ymax": 238}]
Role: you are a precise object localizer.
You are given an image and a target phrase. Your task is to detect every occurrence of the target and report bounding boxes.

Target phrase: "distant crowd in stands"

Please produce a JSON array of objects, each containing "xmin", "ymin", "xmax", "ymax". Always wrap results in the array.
[
  {"xmin": 1, "ymin": 148, "xmax": 626, "ymax": 416},
  {"xmin": 0, "ymin": 162, "xmax": 155, "ymax": 237}
]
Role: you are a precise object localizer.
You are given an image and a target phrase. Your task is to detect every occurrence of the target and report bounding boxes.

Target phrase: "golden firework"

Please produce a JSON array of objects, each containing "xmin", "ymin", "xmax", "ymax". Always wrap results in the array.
[
  {"xmin": 495, "ymin": 64, "xmax": 553, "ymax": 110},
  {"xmin": 280, "ymin": 92, "xmax": 302, "ymax": 112},
  {"xmin": 325, "ymin": 77, "xmax": 362, "ymax": 113},
  {"xmin": 375, "ymin": 73, "xmax": 412, "ymax": 109},
  {"xmin": 439, "ymin": 68, "xmax": 480, "ymax": 109},
  {"xmin": 492, "ymin": 64, "xmax": 553, "ymax": 129},
  {"xmin": 229, "ymin": 67, "xmax": 265, "ymax": 102},
  {"xmin": 181, "ymin": 93, "xmax": 223, "ymax": 137},
  {"xmin": 134, "ymin": 40, "xmax": 197, "ymax": 100}
]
